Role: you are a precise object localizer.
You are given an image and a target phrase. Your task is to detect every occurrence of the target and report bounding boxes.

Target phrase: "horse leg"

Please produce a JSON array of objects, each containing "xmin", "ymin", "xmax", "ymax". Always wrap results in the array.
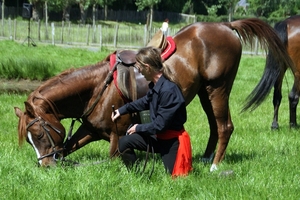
[
  {"xmin": 271, "ymin": 78, "xmax": 283, "ymax": 129},
  {"xmin": 63, "ymin": 124, "xmax": 109, "ymax": 157},
  {"xmin": 109, "ymin": 132, "xmax": 120, "ymax": 157},
  {"xmin": 199, "ymin": 86, "xmax": 234, "ymax": 172},
  {"xmin": 289, "ymin": 84, "xmax": 299, "ymax": 128},
  {"xmin": 197, "ymin": 89, "xmax": 218, "ymax": 161}
]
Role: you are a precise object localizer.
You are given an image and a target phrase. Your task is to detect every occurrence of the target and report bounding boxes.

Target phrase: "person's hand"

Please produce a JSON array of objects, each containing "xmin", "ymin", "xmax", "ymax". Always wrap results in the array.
[
  {"xmin": 111, "ymin": 109, "xmax": 120, "ymax": 122},
  {"xmin": 126, "ymin": 124, "xmax": 138, "ymax": 135}
]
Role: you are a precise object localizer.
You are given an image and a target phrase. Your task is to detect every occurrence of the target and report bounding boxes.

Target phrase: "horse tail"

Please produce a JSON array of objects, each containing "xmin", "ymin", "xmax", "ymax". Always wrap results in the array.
[{"xmin": 225, "ymin": 18, "xmax": 295, "ymax": 111}]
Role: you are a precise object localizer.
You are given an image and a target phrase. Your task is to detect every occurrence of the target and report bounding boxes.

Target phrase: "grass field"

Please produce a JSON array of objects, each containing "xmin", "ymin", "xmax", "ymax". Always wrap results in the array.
[{"xmin": 0, "ymin": 43, "xmax": 299, "ymax": 199}]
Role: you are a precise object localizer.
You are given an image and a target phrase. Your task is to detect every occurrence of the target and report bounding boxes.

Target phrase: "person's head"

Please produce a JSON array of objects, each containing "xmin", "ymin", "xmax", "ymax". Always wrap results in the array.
[
  {"xmin": 135, "ymin": 46, "xmax": 163, "ymax": 82},
  {"xmin": 135, "ymin": 46, "xmax": 180, "ymax": 88},
  {"xmin": 136, "ymin": 46, "xmax": 163, "ymax": 73}
]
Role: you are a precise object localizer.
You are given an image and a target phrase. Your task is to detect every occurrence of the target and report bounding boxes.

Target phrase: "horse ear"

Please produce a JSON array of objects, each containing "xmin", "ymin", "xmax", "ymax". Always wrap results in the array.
[
  {"xmin": 24, "ymin": 102, "xmax": 36, "ymax": 118},
  {"xmin": 14, "ymin": 107, "xmax": 24, "ymax": 118}
]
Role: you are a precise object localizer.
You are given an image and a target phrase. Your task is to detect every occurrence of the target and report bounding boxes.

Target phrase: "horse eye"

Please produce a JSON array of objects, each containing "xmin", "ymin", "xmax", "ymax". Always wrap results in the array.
[{"xmin": 37, "ymin": 132, "xmax": 44, "ymax": 140}]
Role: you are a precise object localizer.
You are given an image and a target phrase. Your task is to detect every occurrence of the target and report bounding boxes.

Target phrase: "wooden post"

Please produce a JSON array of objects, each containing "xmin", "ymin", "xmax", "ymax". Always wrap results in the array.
[
  {"xmin": 51, "ymin": 22, "xmax": 55, "ymax": 45},
  {"xmin": 68, "ymin": 22, "xmax": 71, "ymax": 43},
  {"xmin": 143, "ymin": 25, "xmax": 147, "ymax": 46},
  {"xmin": 38, "ymin": 19, "xmax": 41, "ymax": 41},
  {"xmin": 61, "ymin": 21, "xmax": 64, "ymax": 44},
  {"xmin": 92, "ymin": 24, "xmax": 96, "ymax": 43},
  {"xmin": 13, "ymin": 19, "xmax": 16, "ymax": 40},
  {"xmin": 114, "ymin": 24, "xmax": 119, "ymax": 48},
  {"xmin": 98, "ymin": 25, "xmax": 102, "ymax": 51},
  {"xmin": 86, "ymin": 24, "xmax": 90, "ymax": 46},
  {"xmin": 8, "ymin": 18, "xmax": 12, "ymax": 40}
]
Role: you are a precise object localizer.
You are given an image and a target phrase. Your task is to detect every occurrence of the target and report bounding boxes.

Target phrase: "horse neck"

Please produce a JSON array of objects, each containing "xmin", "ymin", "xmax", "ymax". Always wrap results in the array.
[{"xmin": 29, "ymin": 62, "xmax": 110, "ymax": 119}]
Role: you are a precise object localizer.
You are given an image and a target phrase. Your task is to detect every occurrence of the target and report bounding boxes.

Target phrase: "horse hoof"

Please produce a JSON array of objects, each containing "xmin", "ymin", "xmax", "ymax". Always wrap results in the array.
[
  {"xmin": 210, "ymin": 164, "xmax": 218, "ymax": 172},
  {"xmin": 289, "ymin": 123, "xmax": 299, "ymax": 129},
  {"xmin": 271, "ymin": 122, "xmax": 279, "ymax": 130}
]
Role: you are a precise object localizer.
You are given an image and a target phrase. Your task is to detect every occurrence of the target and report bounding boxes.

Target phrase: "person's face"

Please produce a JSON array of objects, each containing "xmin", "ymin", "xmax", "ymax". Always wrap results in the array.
[{"xmin": 135, "ymin": 62, "xmax": 152, "ymax": 81}]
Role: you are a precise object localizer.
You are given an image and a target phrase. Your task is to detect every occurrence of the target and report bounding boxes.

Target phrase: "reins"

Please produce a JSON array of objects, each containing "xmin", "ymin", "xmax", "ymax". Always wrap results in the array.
[{"xmin": 81, "ymin": 62, "xmax": 118, "ymax": 118}]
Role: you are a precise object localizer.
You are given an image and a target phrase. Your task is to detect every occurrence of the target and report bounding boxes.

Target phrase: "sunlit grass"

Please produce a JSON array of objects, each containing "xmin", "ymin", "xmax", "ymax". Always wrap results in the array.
[
  {"xmin": 1, "ymin": 54, "xmax": 299, "ymax": 199},
  {"xmin": 0, "ymin": 40, "xmax": 110, "ymax": 80}
]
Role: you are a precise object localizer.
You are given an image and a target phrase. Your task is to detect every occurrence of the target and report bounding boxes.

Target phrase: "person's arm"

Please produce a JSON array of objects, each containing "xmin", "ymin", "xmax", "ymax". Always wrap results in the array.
[
  {"xmin": 136, "ymin": 88, "xmax": 185, "ymax": 135},
  {"xmin": 111, "ymin": 94, "xmax": 149, "ymax": 121}
]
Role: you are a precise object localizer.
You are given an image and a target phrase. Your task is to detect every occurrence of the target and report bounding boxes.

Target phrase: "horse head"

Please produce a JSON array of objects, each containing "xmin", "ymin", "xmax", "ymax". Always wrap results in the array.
[{"xmin": 14, "ymin": 101, "xmax": 66, "ymax": 166}]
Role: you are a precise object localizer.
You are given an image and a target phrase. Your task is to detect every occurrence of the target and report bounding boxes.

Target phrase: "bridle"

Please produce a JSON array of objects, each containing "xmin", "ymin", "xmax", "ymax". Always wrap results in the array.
[{"xmin": 26, "ymin": 116, "xmax": 64, "ymax": 162}]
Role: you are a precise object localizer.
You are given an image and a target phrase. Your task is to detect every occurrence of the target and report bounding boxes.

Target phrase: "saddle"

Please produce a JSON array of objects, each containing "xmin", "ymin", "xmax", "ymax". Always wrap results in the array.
[
  {"xmin": 110, "ymin": 51, "xmax": 148, "ymax": 103},
  {"xmin": 110, "ymin": 30, "xmax": 176, "ymax": 102},
  {"xmin": 146, "ymin": 30, "xmax": 168, "ymax": 50}
]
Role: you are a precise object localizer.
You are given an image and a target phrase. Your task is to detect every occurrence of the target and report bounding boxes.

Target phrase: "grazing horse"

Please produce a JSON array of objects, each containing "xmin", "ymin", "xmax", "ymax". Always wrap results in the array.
[
  {"xmin": 14, "ymin": 18, "xmax": 294, "ymax": 172},
  {"xmin": 257, "ymin": 15, "xmax": 300, "ymax": 129}
]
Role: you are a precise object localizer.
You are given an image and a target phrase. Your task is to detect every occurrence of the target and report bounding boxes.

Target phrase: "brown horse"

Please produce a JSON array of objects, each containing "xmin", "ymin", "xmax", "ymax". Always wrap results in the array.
[
  {"xmin": 252, "ymin": 15, "xmax": 300, "ymax": 129},
  {"xmin": 14, "ymin": 18, "xmax": 294, "ymax": 172}
]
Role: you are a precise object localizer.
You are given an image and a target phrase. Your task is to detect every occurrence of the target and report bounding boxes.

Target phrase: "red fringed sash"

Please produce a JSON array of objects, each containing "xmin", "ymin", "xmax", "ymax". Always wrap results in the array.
[{"xmin": 157, "ymin": 129, "xmax": 192, "ymax": 177}]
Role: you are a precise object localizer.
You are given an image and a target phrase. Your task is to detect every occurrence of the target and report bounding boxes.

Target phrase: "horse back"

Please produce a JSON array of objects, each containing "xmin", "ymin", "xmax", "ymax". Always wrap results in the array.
[{"xmin": 167, "ymin": 22, "xmax": 242, "ymax": 101}]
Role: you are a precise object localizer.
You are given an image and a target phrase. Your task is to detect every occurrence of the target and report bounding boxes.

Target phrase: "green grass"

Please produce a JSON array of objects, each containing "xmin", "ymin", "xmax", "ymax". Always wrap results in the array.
[
  {"xmin": 1, "ymin": 53, "xmax": 299, "ymax": 199},
  {"xmin": 0, "ymin": 40, "xmax": 110, "ymax": 80}
]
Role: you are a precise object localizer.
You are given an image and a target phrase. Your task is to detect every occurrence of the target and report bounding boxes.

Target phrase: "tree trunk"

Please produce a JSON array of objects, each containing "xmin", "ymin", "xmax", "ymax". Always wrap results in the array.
[
  {"xmin": 62, "ymin": 5, "xmax": 70, "ymax": 22},
  {"xmin": 1, "ymin": 0, "xmax": 5, "ymax": 26},
  {"xmin": 32, "ymin": 1, "xmax": 43, "ymax": 21},
  {"xmin": 93, "ymin": 4, "xmax": 96, "ymax": 27},
  {"xmin": 104, "ymin": 5, "xmax": 107, "ymax": 20},
  {"xmin": 79, "ymin": 3, "xmax": 87, "ymax": 24}
]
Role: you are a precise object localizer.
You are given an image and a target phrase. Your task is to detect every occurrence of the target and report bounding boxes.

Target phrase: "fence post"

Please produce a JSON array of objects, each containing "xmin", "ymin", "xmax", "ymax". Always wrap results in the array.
[
  {"xmin": 68, "ymin": 22, "xmax": 71, "ymax": 43},
  {"xmin": 13, "ymin": 19, "xmax": 16, "ymax": 40},
  {"xmin": 8, "ymin": 18, "xmax": 12, "ymax": 40},
  {"xmin": 114, "ymin": 24, "xmax": 119, "ymax": 48},
  {"xmin": 38, "ymin": 19, "xmax": 41, "ymax": 41},
  {"xmin": 86, "ymin": 24, "xmax": 90, "ymax": 46},
  {"xmin": 61, "ymin": 21, "xmax": 64, "ymax": 44},
  {"xmin": 143, "ymin": 25, "xmax": 147, "ymax": 46},
  {"xmin": 255, "ymin": 37, "xmax": 258, "ymax": 55},
  {"xmin": 51, "ymin": 22, "xmax": 55, "ymax": 45},
  {"xmin": 92, "ymin": 24, "xmax": 96, "ymax": 43},
  {"xmin": 98, "ymin": 24, "xmax": 102, "ymax": 51}
]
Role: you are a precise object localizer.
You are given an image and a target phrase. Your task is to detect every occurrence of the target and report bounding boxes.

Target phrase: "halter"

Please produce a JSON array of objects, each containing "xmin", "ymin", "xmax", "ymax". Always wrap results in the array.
[{"xmin": 26, "ymin": 116, "xmax": 64, "ymax": 161}]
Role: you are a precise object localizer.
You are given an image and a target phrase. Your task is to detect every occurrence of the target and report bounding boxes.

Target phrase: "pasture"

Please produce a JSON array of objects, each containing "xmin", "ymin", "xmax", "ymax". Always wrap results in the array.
[{"xmin": 0, "ymin": 49, "xmax": 299, "ymax": 199}]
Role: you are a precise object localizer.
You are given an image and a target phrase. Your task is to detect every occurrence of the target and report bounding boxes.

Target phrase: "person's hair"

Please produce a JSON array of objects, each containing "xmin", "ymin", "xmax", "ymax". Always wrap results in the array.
[{"xmin": 135, "ymin": 46, "xmax": 180, "ymax": 88}]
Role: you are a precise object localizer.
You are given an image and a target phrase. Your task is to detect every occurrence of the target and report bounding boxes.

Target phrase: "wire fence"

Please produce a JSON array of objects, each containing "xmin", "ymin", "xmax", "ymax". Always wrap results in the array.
[{"xmin": 0, "ymin": 18, "xmax": 265, "ymax": 54}]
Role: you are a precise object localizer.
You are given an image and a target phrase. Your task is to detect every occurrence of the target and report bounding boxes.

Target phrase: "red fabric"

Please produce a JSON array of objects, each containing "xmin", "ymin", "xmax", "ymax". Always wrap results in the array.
[
  {"xmin": 109, "ymin": 53, "xmax": 130, "ymax": 102},
  {"xmin": 161, "ymin": 36, "xmax": 176, "ymax": 61},
  {"xmin": 157, "ymin": 129, "xmax": 192, "ymax": 177}
]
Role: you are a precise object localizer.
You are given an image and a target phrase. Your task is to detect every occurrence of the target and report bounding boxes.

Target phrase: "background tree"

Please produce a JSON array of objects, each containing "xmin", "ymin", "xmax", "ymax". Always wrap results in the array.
[
  {"xmin": 135, "ymin": 0, "xmax": 160, "ymax": 33},
  {"xmin": 48, "ymin": 0, "xmax": 77, "ymax": 21},
  {"xmin": 92, "ymin": 0, "xmax": 117, "ymax": 21},
  {"xmin": 1, "ymin": 0, "xmax": 4, "ymax": 36},
  {"xmin": 30, "ymin": 0, "xmax": 45, "ymax": 21}
]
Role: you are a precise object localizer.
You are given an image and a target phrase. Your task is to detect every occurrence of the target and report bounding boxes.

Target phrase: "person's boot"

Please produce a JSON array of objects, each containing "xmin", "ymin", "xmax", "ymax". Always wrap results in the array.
[{"xmin": 119, "ymin": 148, "xmax": 137, "ymax": 170}]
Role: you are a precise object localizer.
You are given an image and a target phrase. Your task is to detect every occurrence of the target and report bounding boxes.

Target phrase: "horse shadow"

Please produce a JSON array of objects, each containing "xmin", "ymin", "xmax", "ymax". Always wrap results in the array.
[{"xmin": 193, "ymin": 151, "xmax": 257, "ymax": 164}]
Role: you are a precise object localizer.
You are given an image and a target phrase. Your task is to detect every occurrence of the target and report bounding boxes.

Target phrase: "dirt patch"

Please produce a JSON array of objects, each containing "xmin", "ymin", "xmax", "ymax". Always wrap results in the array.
[{"xmin": 0, "ymin": 79, "xmax": 43, "ymax": 93}]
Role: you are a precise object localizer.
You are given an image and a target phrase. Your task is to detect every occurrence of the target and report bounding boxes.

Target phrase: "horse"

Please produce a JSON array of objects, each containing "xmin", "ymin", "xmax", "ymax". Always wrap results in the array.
[
  {"xmin": 14, "ymin": 18, "xmax": 295, "ymax": 172},
  {"xmin": 256, "ymin": 15, "xmax": 300, "ymax": 129}
]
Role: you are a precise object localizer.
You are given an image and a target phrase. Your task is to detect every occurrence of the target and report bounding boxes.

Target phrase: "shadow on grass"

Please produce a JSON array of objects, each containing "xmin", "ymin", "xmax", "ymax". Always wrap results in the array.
[{"xmin": 192, "ymin": 151, "xmax": 257, "ymax": 164}]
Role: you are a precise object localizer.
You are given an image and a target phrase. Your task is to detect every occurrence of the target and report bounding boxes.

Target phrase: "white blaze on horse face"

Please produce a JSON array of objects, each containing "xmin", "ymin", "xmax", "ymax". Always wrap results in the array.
[{"xmin": 27, "ymin": 131, "xmax": 42, "ymax": 165}]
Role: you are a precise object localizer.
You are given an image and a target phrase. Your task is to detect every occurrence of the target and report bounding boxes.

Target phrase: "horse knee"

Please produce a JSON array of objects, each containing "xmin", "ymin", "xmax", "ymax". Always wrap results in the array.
[
  {"xmin": 227, "ymin": 123, "xmax": 234, "ymax": 135},
  {"xmin": 289, "ymin": 93, "xmax": 299, "ymax": 108}
]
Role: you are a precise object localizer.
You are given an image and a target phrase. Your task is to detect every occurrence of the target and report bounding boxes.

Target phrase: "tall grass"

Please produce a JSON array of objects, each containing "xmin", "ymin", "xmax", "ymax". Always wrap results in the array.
[
  {"xmin": 0, "ymin": 40, "xmax": 110, "ymax": 80},
  {"xmin": 0, "ymin": 50, "xmax": 299, "ymax": 199}
]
